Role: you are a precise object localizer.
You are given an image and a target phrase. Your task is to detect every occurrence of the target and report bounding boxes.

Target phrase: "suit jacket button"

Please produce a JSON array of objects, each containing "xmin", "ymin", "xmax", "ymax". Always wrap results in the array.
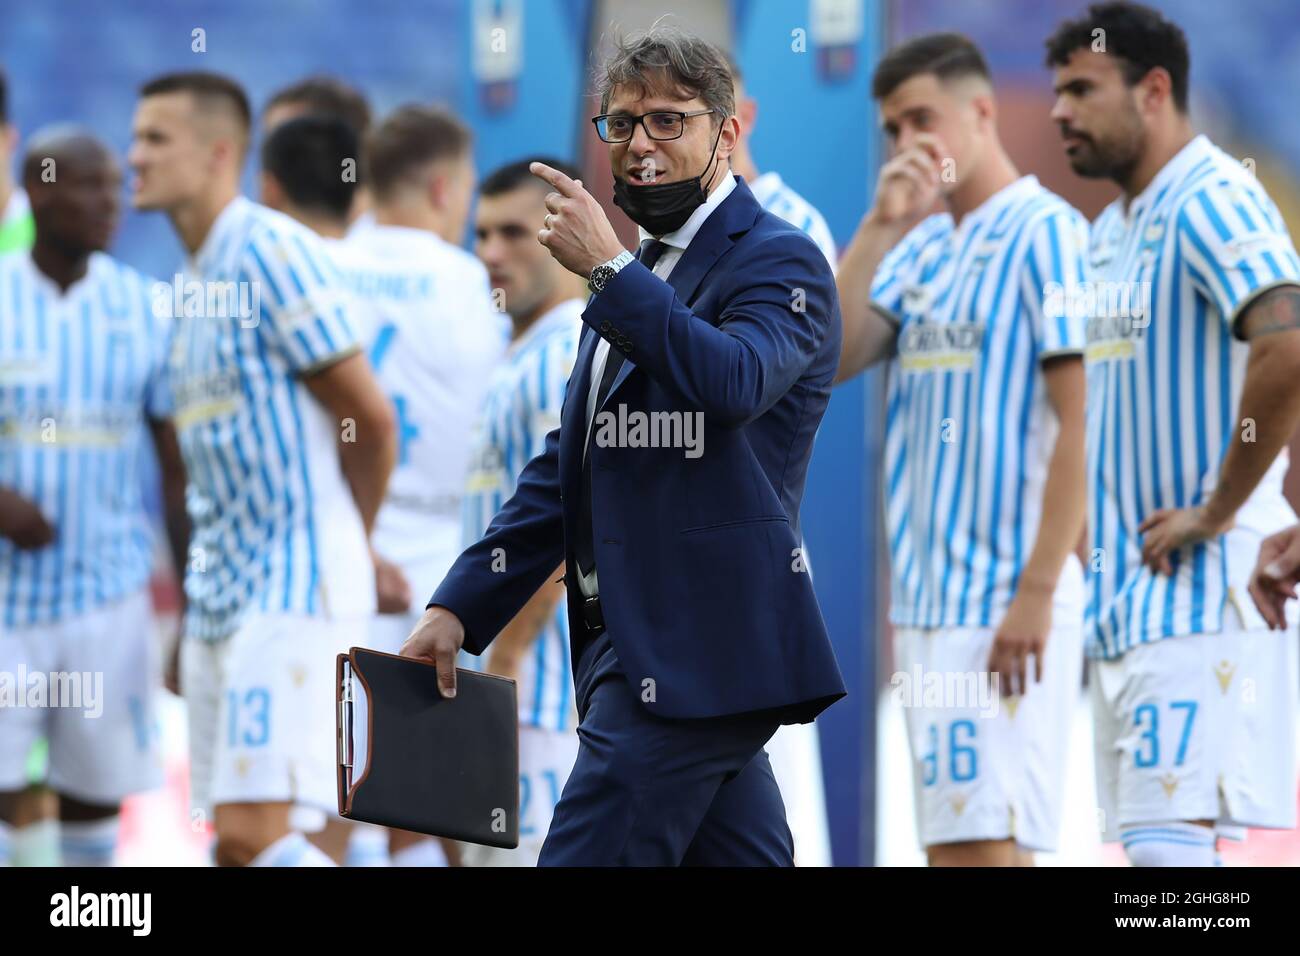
[{"xmin": 600, "ymin": 321, "xmax": 612, "ymax": 333}]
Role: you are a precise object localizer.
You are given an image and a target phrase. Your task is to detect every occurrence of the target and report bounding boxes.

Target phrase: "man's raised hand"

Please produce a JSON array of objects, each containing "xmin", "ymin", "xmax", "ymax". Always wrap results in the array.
[{"xmin": 530, "ymin": 161, "xmax": 625, "ymax": 279}]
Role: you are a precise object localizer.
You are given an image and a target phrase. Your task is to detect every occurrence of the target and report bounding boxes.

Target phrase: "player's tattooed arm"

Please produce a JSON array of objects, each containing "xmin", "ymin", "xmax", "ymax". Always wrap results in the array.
[
  {"xmin": 1144, "ymin": 285, "xmax": 1300, "ymax": 573},
  {"xmin": 1238, "ymin": 284, "xmax": 1300, "ymax": 339}
]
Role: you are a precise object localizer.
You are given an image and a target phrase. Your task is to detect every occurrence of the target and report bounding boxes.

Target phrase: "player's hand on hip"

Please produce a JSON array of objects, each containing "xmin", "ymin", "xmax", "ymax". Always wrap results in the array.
[
  {"xmin": 1138, "ymin": 504, "xmax": 1233, "ymax": 576},
  {"xmin": 988, "ymin": 585, "xmax": 1052, "ymax": 697},
  {"xmin": 531, "ymin": 161, "xmax": 625, "ymax": 279},
  {"xmin": 372, "ymin": 549, "xmax": 413, "ymax": 614},
  {"xmin": 400, "ymin": 605, "xmax": 465, "ymax": 699},
  {"xmin": 869, "ymin": 133, "xmax": 945, "ymax": 231},
  {"xmin": 0, "ymin": 488, "xmax": 56, "ymax": 550},
  {"xmin": 1248, "ymin": 522, "xmax": 1300, "ymax": 630}
]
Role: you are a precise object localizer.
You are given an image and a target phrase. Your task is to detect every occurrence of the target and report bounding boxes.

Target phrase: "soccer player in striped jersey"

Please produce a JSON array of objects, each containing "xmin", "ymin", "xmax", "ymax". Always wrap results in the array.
[
  {"xmin": 129, "ymin": 71, "xmax": 397, "ymax": 867},
  {"xmin": 727, "ymin": 56, "xmax": 835, "ymax": 866},
  {"xmin": 1046, "ymin": 2, "xmax": 1300, "ymax": 866},
  {"xmin": 344, "ymin": 106, "xmax": 505, "ymax": 866},
  {"xmin": 0, "ymin": 129, "xmax": 189, "ymax": 867},
  {"xmin": 836, "ymin": 34, "xmax": 1089, "ymax": 866},
  {"xmin": 456, "ymin": 157, "xmax": 587, "ymax": 866},
  {"xmin": 261, "ymin": 76, "xmax": 373, "ymax": 229},
  {"xmin": 258, "ymin": 111, "xmax": 402, "ymax": 866},
  {"xmin": 727, "ymin": 57, "xmax": 837, "ymax": 269}
]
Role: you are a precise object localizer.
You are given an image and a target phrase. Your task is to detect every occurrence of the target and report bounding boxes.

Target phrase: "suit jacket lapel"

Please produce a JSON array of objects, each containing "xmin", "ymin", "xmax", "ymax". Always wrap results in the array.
[{"xmin": 600, "ymin": 176, "xmax": 762, "ymax": 408}]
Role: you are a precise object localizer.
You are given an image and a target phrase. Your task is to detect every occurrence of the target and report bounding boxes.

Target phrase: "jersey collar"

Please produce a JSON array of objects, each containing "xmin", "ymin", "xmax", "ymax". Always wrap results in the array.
[
  {"xmin": 952, "ymin": 174, "xmax": 1041, "ymax": 235},
  {"xmin": 191, "ymin": 195, "xmax": 254, "ymax": 275},
  {"xmin": 1125, "ymin": 133, "xmax": 1213, "ymax": 219}
]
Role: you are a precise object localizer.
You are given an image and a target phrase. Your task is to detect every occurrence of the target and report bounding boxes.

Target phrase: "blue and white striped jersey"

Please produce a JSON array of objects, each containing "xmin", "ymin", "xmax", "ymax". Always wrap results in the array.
[
  {"xmin": 461, "ymin": 300, "xmax": 582, "ymax": 731},
  {"xmin": 0, "ymin": 252, "xmax": 170, "ymax": 628},
  {"xmin": 340, "ymin": 224, "xmax": 506, "ymax": 592},
  {"xmin": 749, "ymin": 171, "xmax": 838, "ymax": 268},
  {"xmin": 1084, "ymin": 134, "xmax": 1300, "ymax": 659},
  {"xmin": 167, "ymin": 196, "xmax": 375, "ymax": 641},
  {"xmin": 872, "ymin": 176, "xmax": 1089, "ymax": 629}
]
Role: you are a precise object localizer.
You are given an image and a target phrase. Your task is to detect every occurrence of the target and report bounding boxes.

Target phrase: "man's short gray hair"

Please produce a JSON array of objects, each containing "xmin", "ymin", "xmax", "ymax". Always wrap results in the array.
[{"xmin": 597, "ymin": 26, "xmax": 735, "ymax": 123}]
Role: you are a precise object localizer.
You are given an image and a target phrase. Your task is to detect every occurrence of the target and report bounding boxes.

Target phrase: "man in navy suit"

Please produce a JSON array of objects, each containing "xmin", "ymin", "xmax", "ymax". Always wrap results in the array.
[{"xmin": 400, "ymin": 27, "xmax": 845, "ymax": 866}]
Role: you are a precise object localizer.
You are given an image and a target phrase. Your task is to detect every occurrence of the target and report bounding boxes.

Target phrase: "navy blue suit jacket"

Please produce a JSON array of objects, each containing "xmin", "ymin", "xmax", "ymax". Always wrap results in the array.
[{"xmin": 430, "ymin": 176, "xmax": 845, "ymax": 723}]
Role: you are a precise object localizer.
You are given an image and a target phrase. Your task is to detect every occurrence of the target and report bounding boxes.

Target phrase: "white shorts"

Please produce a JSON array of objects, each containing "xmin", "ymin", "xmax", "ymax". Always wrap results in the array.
[
  {"xmin": 182, "ymin": 612, "xmax": 368, "ymax": 820},
  {"xmin": 1090, "ymin": 621, "xmax": 1299, "ymax": 841},
  {"xmin": 896, "ymin": 613, "xmax": 1085, "ymax": 852},
  {"xmin": 765, "ymin": 721, "xmax": 833, "ymax": 866},
  {"xmin": 0, "ymin": 588, "xmax": 162, "ymax": 804},
  {"xmin": 460, "ymin": 724, "xmax": 579, "ymax": 867}
]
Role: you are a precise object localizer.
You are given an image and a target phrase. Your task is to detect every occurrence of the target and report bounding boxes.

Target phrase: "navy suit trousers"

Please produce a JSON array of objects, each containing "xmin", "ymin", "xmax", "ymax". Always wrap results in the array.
[{"xmin": 537, "ymin": 630, "xmax": 794, "ymax": 867}]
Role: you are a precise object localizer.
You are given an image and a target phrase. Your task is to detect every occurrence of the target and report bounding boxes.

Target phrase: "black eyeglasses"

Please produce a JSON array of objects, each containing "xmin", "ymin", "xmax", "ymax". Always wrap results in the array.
[{"xmin": 591, "ymin": 109, "xmax": 716, "ymax": 143}]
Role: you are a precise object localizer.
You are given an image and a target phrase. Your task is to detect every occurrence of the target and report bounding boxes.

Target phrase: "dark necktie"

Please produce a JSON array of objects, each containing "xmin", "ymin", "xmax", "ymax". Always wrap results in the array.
[{"xmin": 574, "ymin": 238, "xmax": 668, "ymax": 579}]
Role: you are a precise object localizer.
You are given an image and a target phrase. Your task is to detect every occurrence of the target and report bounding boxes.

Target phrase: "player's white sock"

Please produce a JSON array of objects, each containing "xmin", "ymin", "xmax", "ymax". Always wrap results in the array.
[
  {"xmin": 0, "ymin": 821, "xmax": 11, "ymax": 866},
  {"xmin": 60, "ymin": 817, "xmax": 120, "ymax": 867},
  {"xmin": 1120, "ymin": 822, "xmax": 1216, "ymax": 867},
  {"xmin": 12, "ymin": 818, "xmax": 60, "ymax": 866},
  {"xmin": 249, "ymin": 831, "xmax": 337, "ymax": 867},
  {"xmin": 344, "ymin": 822, "xmax": 391, "ymax": 867},
  {"xmin": 391, "ymin": 837, "xmax": 449, "ymax": 867}
]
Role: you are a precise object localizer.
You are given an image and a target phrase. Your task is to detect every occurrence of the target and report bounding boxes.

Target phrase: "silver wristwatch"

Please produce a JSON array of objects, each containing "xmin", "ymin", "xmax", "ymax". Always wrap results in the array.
[{"xmin": 588, "ymin": 250, "xmax": 635, "ymax": 294}]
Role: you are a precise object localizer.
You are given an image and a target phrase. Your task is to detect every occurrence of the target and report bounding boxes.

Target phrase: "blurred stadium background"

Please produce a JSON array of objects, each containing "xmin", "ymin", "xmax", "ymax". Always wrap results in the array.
[{"xmin": 3, "ymin": 0, "xmax": 1299, "ymax": 865}]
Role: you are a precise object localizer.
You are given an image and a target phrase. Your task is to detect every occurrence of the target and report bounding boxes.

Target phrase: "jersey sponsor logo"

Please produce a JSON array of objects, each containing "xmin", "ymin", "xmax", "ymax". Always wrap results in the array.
[
  {"xmin": 1085, "ymin": 310, "xmax": 1151, "ymax": 362},
  {"xmin": 0, "ymin": 353, "xmax": 58, "ymax": 386},
  {"xmin": 169, "ymin": 366, "xmax": 242, "ymax": 429},
  {"xmin": 465, "ymin": 443, "xmax": 506, "ymax": 494},
  {"xmin": 897, "ymin": 321, "xmax": 984, "ymax": 371},
  {"xmin": 0, "ymin": 404, "xmax": 142, "ymax": 447}
]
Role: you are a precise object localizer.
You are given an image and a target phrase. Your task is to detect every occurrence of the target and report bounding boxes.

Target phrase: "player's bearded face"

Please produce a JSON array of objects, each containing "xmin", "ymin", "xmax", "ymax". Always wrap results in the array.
[
  {"xmin": 1051, "ymin": 51, "xmax": 1146, "ymax": 182},
  {"xmin": 1058, "ymin": 93, "xmax": 1144, "ymax": 181}
]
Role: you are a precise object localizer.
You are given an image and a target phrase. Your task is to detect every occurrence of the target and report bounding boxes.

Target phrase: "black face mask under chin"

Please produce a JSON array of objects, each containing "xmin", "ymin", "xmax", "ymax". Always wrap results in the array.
[{"xmin": 612, "ymin": 123, "xmax": 725, "ymax": 237}]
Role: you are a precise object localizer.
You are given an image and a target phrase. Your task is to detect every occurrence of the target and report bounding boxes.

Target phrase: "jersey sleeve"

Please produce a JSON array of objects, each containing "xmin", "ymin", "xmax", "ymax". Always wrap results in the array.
[
  {"xmin": 1178, "ymin": 178, "xmax": 1300, "ymax": 338},
  {"xmin": 870, "ymin": 225, "xmax": 925, "ymax": 326},
  {"xmin": 1020, "ymin": 206, "xmax": 1089, "ymax": 360},
  {"xmin": 805, "ymin": 209, "xmax": 839, "ymax": 272},
  {"xmin": 241, "ymin": 226, "xmax": 363, "ymax": 375}
]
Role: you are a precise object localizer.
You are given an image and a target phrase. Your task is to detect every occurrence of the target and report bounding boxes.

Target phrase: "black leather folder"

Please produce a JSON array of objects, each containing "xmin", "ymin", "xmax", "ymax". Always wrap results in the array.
[{"xmin": 336, "ymin": 646, "xmax": 519, "ymax": 848}]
